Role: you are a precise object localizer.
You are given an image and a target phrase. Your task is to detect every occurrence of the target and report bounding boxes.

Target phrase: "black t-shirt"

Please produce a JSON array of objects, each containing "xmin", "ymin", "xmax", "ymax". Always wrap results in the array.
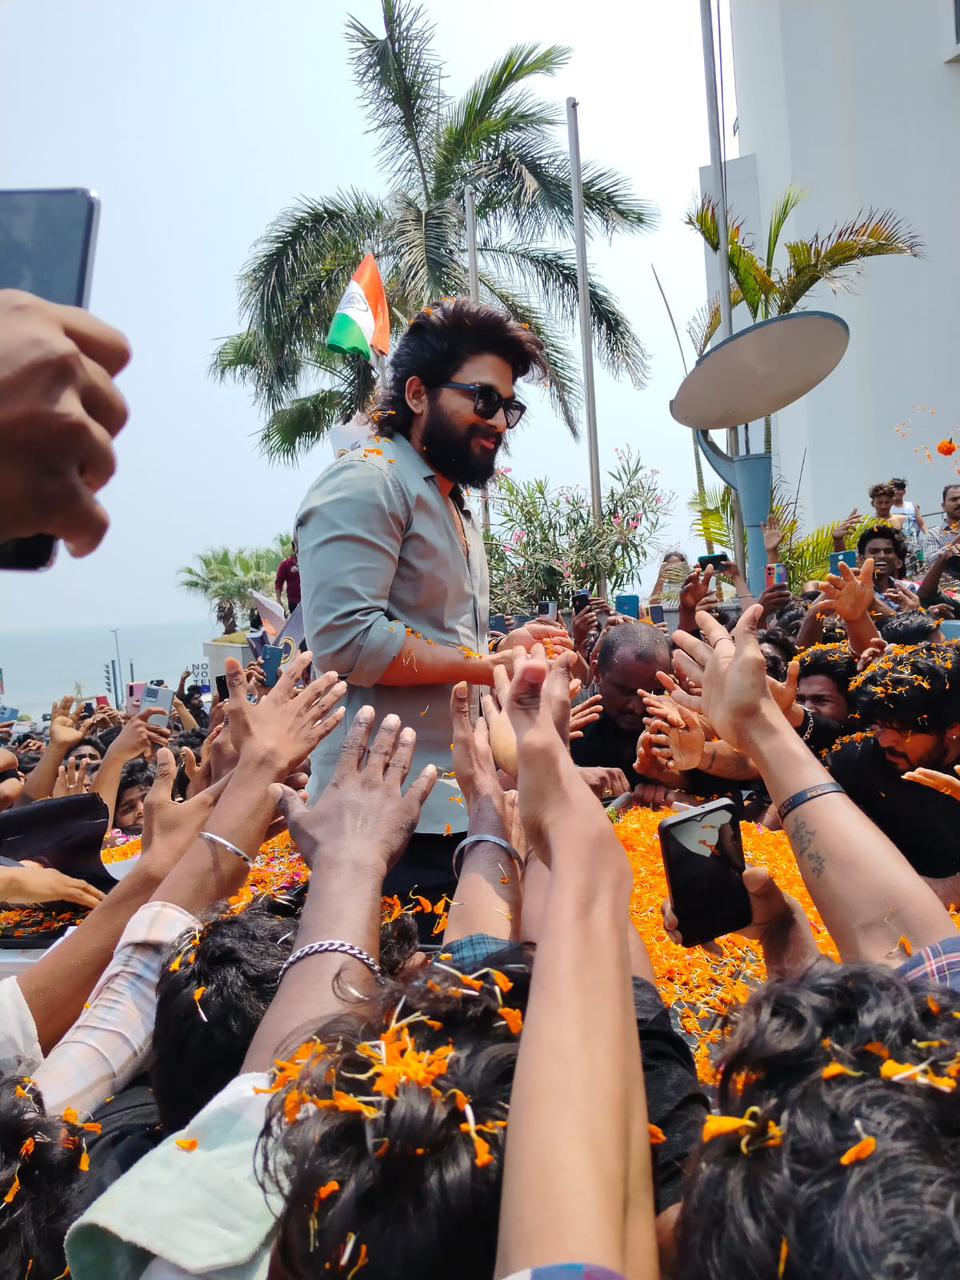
[
  {"xmin": 826, "ymin": 735, "xmax": 960, "ymax": 879},
  {"xmin": 570, "ymin": 713, "xmax": 737, "ymax": 803}
]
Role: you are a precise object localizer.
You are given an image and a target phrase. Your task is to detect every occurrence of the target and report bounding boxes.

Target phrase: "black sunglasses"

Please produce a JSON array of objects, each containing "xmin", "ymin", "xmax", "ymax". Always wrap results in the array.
[{"xmin": 436, "ymin": 381, "xmax": 527, "ymax": 429}]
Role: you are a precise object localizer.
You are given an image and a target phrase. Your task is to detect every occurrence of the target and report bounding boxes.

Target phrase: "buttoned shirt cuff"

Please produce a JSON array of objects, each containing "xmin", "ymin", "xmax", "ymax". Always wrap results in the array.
[{"xmin": 347, "ymin": 615, "xmax": 409, "ymax": 687}]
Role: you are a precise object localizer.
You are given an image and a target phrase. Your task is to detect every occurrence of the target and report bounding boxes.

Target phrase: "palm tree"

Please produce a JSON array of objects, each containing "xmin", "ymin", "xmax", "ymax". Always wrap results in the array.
[
  {"xmin": 686, "ymin": 187, "xmax": 922, "ymax": 451},
  {"xmin": 212, "ymin": 0, "xmax": 655, "ymax": 461},
  {"xmin": 178, "ymin": 541, "xmax": 288, "ymax": 633}
]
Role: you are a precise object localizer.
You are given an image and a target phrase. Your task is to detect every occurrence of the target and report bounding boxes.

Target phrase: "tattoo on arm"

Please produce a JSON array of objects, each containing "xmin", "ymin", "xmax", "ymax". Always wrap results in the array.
[{"xmin": 789, "ymin": 816, "xmax": 826, "ymax": 879}]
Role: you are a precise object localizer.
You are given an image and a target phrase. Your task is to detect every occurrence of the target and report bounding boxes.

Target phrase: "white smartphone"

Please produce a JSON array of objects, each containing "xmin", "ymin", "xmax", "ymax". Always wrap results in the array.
[{"xmin": 138, "ymin": 684, "xmax": 175, "ymax": 728}]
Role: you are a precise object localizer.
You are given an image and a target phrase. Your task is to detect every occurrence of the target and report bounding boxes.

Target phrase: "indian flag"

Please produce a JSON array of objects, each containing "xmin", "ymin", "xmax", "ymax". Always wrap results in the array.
[{"xmin": 325, "ymin": 254, "xmax": 390, "ymax": 362}]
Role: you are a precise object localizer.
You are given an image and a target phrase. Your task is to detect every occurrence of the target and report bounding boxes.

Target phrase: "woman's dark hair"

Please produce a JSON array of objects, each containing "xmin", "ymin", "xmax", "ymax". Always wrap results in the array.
[
  {"xmin": 849, "ymin": 638, "xmax": 960, "ymax": 731},
  {"xmin": 677, "ymin": 961, "xmax": 960, "ymax": 1280},
  {"xmin": 868, "ymin": 481, "xmax": 895, "ymax": 501},
  {"xmin": 879, "ymin": 608, "xmax": 942, "ymax": 646},
  {"xmin": 856, "ymin": 522, "xmax": 908, "ymax": 570},
  {"xmin": 796, "ymin": 643, "xmax": 858, "ymax": 696},
  {"xmin": 0, "ymin": 1076, "xmax": 91, "ymax": 1278},
  {"xmin": 372, "ymin": 299, "xmax": 547, "ymax": 439},
  {"xmin": 757, "ymin": 628, "xmax": 796, "ymax": 681},
  {"xmin": 258, "ymin": 945, "xmax": 532, "ymax": 1280},
  {"xmin": 152, "ymin": 903, "xmax": 421, "ymax": 1134}
]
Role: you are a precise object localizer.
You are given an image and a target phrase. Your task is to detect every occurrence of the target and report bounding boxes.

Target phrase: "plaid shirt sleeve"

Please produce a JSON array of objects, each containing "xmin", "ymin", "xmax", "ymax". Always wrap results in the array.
[
  {"xmin": 898, "ymin": 934, "xmax": 960, "ymax": 992},
  {"xmin": 33, "ymin": 901, "xmax": 199, "ymax": 1117}
]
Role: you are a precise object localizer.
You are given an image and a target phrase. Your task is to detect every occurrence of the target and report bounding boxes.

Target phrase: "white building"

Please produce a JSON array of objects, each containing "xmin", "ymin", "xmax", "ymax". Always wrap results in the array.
[{"xmin": 704, "ymin": 0, "xmax": 960, "ymax": 532}]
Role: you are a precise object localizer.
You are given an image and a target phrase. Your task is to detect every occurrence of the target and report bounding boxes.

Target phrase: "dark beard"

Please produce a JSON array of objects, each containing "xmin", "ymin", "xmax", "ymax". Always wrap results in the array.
[{"xmin": 420, "ymin": 404, "xmax": 501, "ymax": 487}]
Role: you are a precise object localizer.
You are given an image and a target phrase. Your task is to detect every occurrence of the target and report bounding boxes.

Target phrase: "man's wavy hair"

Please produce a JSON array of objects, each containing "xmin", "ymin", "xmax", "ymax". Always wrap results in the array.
[
  {"xmin": 849, "ymin": 638, "xmax": 960, "ymax": 732},
  {"xmin": 372, "ymin": 299, "xmax": 547, "ymax": 439},
  {"xmin": 796, "ymin": 642, "xmax": 858, "ymax": 696},
  {"xmin": 677, "ymin": 961, "xmax": 960, "ymax": 1279}
]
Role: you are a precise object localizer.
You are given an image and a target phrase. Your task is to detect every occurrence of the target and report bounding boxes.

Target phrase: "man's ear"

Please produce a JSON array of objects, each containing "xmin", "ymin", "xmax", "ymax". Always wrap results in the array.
[{"xmin": 405, "ymin": 375, "xmax": 429, "ymax": 416}]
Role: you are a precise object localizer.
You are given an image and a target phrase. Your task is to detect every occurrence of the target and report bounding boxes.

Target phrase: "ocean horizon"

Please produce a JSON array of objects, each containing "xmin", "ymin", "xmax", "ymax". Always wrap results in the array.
[{"xmin": 0, "ymin": 621, "xmax": 220, "ymax": 721}]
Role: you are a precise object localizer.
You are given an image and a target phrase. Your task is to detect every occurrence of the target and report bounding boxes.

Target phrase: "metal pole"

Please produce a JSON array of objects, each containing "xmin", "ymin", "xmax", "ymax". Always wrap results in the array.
[
  {"xmin": 464, "ymin": 185, "xmax": 491, "ymax": 535},
  {"xmin": 111, "ymin": 659, "xmax": 121, "ymax": 710},
  {"xmin": 699, "ymin": 0, "xmax": 746, "ymax": 573},
  {"xmin": 566, "ymin": 97, "xmax": 606, "ymax": 598},
  {"xmin": 111, "ymin": 629, "xmax": 123, "ymax": 698}
]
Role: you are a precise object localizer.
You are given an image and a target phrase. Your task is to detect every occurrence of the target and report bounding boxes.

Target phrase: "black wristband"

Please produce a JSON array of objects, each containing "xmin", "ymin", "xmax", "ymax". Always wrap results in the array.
[{"xmin": 777, "ymin": 782, "xmax": 845, "ymax": 824}]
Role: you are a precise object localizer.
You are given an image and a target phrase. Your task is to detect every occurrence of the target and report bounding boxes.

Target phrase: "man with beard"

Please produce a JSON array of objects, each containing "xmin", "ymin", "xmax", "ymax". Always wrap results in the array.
[
  {"xmin": 825, "ymin": 641, "xmax": 960, "ymax": 895},
  {"xmin": 296, "ymin": 300, "xmax": 557, "ymax": 912}
]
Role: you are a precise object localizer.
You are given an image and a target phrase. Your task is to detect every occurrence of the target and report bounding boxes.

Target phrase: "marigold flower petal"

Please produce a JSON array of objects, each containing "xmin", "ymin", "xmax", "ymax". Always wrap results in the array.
[
  {"xmin": 839, "ymin": 1135, "xmax": 876, "ymax": 1166},
  {"xmin": 823, "ymin": 1062, "xmax": 863, "ymax": 1080},
  {"xmin": 175, "ymin": 1138, "xmax": 198, "ymax": 1152},
  {"xmin": 648, "ymin": 1124, "xmax": 667, "ymax": 1145}
]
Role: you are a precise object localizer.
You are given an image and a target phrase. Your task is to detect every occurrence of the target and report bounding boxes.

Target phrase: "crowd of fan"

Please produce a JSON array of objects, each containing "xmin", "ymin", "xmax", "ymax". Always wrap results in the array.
[
  {"xmin": 4, "ymin": 283, "xmax": 960, "ymax": 1279},
  {"xmin": 0, "ymin": 477, "xmax": 957, "ymax": 1277}
]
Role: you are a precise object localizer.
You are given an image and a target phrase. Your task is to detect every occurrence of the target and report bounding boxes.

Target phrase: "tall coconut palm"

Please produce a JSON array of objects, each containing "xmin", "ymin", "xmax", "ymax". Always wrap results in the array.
[
  {"xmin": 212, "ymin": 0, "xmax": 655, "ymax": 461},
  {"xmin": 686, "ymin": 187, "xmax": 922, "ymax": 450}
]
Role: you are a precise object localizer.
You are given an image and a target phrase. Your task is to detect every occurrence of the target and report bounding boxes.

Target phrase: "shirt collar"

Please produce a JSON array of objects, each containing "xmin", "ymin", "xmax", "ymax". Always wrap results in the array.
[{"xmin": 391, "ymin": 434, "xmax": 471, "ymax": 512}]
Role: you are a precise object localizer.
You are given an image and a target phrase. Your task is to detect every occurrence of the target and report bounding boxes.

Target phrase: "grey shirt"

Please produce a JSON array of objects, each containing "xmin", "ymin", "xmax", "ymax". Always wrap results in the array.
[{"xmin": 296, "ymin": 433, "xmax": 488, "ymax": 834}]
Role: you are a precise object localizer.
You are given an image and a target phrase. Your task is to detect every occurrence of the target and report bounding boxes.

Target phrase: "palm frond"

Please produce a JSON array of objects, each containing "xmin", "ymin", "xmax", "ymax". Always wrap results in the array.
[
  {"xmin": 389, "ymin": 191, "xmax": 465, "ymax": 302},
  {"xmin": 257, "ymin": 390, "xmax": 349, "ymax": 464},
  {"xmin": 345, "ymin": 0, "xmax": 441, "ymax": 199},
  {"xmin": 476, "ymin": 140, "xmax": 656, "ymax": 242},
  {"xmin": 775, "ymin": 208, "xmax": 923, "ymax": 314},
  {"xmin": 686, "ymin": 195, "xmax": 774, "ymax": 319},
  {"xmin": 209, "ymin": 330, "xmax": 262, "ymax": 383},
  {"xmin": 685, "ymin": 194, "xmax": 750, "ymax": 255},
  {"xmin": 765, "ymin": 185, "xmax": 807, "ymax": 272},
  {"xmin": 477, "ymin": 272, "xmax": 581, "ymax": 437},
  {"xmin": 237, "ymin": 190, "xmax": 388, "ymax": 406},
  {"xmin": 432, "ymin": 44, "xmax": 567, "ymax": 197},
  {"xmin": 687, "ymin": 483, "xmax": 740, "ymax": 557},
  {"xmin": 482, "ymin": 243, "xmax": 649, "ymax": 386},
  {"xmin": 686, "ymin": 286, "xmax": 747, "ymax": 356}
]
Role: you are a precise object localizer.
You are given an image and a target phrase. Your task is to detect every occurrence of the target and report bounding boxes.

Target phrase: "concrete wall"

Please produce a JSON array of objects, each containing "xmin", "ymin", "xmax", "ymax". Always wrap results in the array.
[{"xmin": 726, "ymin": 0, "xmax": 960, "ymax": 531}]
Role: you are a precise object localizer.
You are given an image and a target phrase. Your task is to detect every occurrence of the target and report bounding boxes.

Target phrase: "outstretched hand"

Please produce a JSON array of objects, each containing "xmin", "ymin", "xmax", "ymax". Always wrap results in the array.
[
  {"xmin": 815, "ymin": 557, "xmax": 876, "ymax": 623},
  {"xmin": 903, "ymin": 763, "xmax": 960, "ymax": 802},
  {"xmin": 270, "ymin": 708, "xmax": 436, "ymax": 872}
]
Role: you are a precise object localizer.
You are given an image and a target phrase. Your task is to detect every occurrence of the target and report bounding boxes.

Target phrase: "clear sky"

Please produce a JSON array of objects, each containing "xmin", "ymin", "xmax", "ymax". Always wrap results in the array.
[{"xmin": 0, "ymin": 0, "xmax": 737, "ymax": 633}]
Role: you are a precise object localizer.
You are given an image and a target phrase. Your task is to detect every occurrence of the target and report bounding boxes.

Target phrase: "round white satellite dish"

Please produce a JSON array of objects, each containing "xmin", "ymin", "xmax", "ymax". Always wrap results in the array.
[{"xmin": 669, "ymin": 311, "xmax": 849, "ymax": 431}]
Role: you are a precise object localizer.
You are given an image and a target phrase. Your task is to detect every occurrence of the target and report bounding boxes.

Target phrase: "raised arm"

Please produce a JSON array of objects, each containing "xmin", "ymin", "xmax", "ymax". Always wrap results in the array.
[
  {"xmin": 92, "ymin": 707, "xmax": 172, "ymax": 826},
  {"xmin": 242, "ymin": 709, "xmax": 436, "ymax": 1073},
  {"xmin": 673, "ymin": 606, "xmax": 955, "ymax": 966},
  {"xmin": 494, "ymin": 648, "xmax": 656, "ymax": 1278}
]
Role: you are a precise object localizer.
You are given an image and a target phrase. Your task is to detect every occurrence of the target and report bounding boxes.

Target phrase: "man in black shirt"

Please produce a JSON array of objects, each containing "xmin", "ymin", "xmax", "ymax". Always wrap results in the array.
[
  {"xmin": 825, "ymin": 641, "xmax": 960, "ymax": 885},
  {"xmin": 572, "ymin": 622, "xmax": 676, "ymax": 790}
]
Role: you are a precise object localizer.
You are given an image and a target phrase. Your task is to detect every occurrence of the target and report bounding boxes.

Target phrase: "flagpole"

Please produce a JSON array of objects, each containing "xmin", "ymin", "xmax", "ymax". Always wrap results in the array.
[
  {"xmin": 566, "ymin": 96, "xmax": 606, "ymax": 598},
  {"xmin": 465, "ymin": 185, "xmax": 491, "ymax": 534}
]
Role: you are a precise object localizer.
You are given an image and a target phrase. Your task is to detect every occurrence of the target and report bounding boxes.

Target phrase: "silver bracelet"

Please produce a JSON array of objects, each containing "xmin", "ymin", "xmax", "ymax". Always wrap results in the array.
[
  {"xmin": 452, "ymin": 833, "xmax": 524, "ymax": 881},
  {"xmin": 199, "ymin": 830, "xmax": 253, "ymax": 866},
  {"xmin": 279, "ymin": 939, "xmax": 382, "ymax": 981}
]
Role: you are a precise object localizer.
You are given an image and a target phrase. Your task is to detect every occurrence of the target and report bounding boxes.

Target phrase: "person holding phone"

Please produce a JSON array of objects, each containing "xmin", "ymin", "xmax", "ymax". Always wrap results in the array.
[
  {"xmin": 0, "ymin": 289, "xmax": 131, "ymax": 558},
  {"xmin": 297, "ymin": 300, "xmax": 561, "ymax": 917}
]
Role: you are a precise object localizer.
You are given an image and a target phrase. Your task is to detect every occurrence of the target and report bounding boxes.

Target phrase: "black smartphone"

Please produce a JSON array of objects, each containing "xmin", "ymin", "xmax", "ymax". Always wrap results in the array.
[
  {"xmin": 658, "ymin": 798, "xmax": 751, "ymax": 947},
  {"xmin": 648, "ymin": 604, "xmax": 665, "ymax": 625},
  {"xmin": 572, "ymin": 590, "xmax": 590, "ymax": 615},
  {"xmin": 489, "ymin": 613, "xmax": 508, "ymax": 633},
  {"xmin": 0, "ymin": 188, "xmax": 101, "ymax": 573},
  {"xmin": 215, "ymin": 674, "xmax": 229, "ymax": 702},
  {"xmin": 697, "ymin": 553, "xmax": 729, "ymax": 572}
]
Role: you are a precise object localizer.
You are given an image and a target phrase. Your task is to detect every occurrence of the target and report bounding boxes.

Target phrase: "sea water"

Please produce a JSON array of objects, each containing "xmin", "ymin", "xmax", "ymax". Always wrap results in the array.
[{"xmin": 0, "ymin": 621, "xmax": 216, "ymax": 720}]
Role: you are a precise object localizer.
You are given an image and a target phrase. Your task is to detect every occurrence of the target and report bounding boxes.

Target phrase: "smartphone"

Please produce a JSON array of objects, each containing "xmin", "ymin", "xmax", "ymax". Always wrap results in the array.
[
  {"xmin": 80, "ymin": 701, "xmax": 96, "ymax": 719},
  {"xmin": 572, "ymin": 590, "xmax": 591, "ymax": 615},
  {"xmin": 215, "ymin": 674, "xmax": 229, "ymax": 703},
  {"xmin": 648, "ymin": 604, "xmax": 665, "ymax": 625},
  {"xmin": 829, "ymin": 550, "xmax": 858, "ymax": 575},
  {"xmin": 139, "ymin": 684, "xmax": 175, "ymax": 728},
  {"xmin": 614, "ymin": 593, "xmax": 640, "ymax": 619},
  {"xmin": 697, "ymin": 553, "xmax": 729, "ymax": 572},
  {"xmin": 489, "ymin": 613, "xmax": 508, "ymax": 634},
  {"xmin": 537, "ymin": 600, "xmax": 558, "ymax": 622},
  {"xmin": 261, "ymin": 644, "xmax": 283, "ymax": 688},
  {"xmin": 0, "ymin": 189, "xmax": 101, "ymax": 573},
  {"xmin": 124, "ymin": 682, "xmax": 146, "ymax": 717},
  {"xmin": 0, "ymin": 706, "xmax": 20, "ymax": 724},
  {"xmin": 765, "ymin": 563, "xmax": 789, "ymax": 589},
  {"xmin": 658, "ymin": 798, "xmax": 752, "ymax": 947},
  {"xmin": 94, "ymin": 695, "xmax": 110, "ymax": 708}
]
